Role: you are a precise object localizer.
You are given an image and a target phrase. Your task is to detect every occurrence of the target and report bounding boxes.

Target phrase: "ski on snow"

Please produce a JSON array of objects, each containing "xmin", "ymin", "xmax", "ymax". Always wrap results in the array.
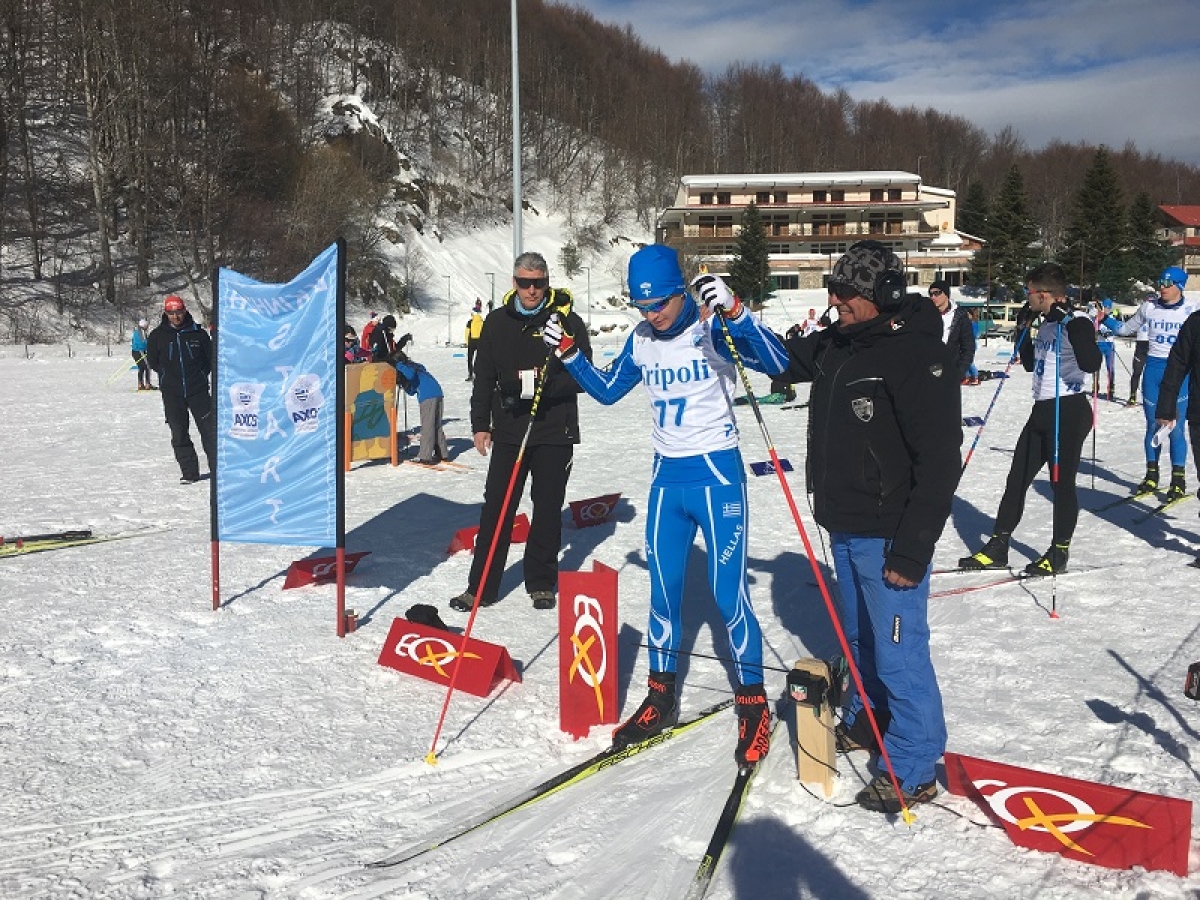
[
  {"xmin": 683, "ymin": 712, "xmax": 784, "ymax": 900},
  {"xmin": 368, "ymin": 698, "xmax": 734, "ymax": 869},
  {"xmin": 930, "ymin": 565, "xmax": 1112, "ymax": 598},
  {"xmin": 1092, "ymin": 489, "xmax": 1157, "ymax": 513},
  {"xmin": 0, "ymin": 525, "xmax": 167, "ymax": 558},
  {"xmin": 1131, "ymin": 494, "xmax": 1193, "ymax": 524},
  {"xmin": 0, "ymin": 528, "xmax": 92, "ymax": 547}
]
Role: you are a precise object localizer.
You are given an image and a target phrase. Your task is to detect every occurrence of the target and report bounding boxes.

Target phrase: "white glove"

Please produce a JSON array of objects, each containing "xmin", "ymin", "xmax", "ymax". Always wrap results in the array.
[
  {"xmin": 542, "ymin": 313, "xmax": 577, "ymax": 359},
  {"xmin": 690, "ymin": 274, "xmax": 744, "ymax": 320}
]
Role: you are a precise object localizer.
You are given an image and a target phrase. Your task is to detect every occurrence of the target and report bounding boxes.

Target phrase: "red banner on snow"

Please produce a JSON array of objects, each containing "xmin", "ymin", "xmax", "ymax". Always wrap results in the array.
[
  {"xmin": 282, "ymin": 551, "xmax": 370, "ymax": 589},
  {"xmin": 944, "ymin": 752, "xmax": 1192, "ymax": 876},
  {"xmin": 447, "ymin": 512, "xmax": 531, "ymax": 553},
  {"xmin": 568, "ymin": 493, "xmax": 622, "ymax": 529},
  {"xmin": 557, "ymin": 561, "xmax": 619, "ymax": 738},
  {"xmin": 377, "ymin": 618, "xmax": 520, "ymax": 698}
]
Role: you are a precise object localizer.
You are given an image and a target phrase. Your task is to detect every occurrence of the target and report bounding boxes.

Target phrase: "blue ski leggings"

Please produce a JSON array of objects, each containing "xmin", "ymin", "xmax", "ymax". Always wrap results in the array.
[
  {"xmin": 644, "ymin": 481, "xmax": 764, "ymax": 687},
  {"xmin": 831, "ymin": 534, "xmax": 946, "ymax": 791},
  {"xmin": 1141, "ymin": 356, "xmax": 1190, "ymax": 467}
]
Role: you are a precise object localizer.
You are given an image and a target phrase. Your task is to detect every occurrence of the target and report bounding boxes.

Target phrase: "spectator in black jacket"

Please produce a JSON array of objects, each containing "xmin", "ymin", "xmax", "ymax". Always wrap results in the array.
[
  {"xmin": 146, "ymin": 295, "xmax": 216, "ymax": 484},
  {"xmin": 929, "ymin": 280, "xmax": 977, "ymax": 384},
  {"xmin": 773, "ymin": 241, "xmax": 962, "ymax": 815},
  {"xmin": 370, "ymin": 314, "xmax": 398, "ymax": 362},
  {"xmin": 449, "ymin": 252, "xmax": 592, "ymax": 613},
  {"xmin": 1155, "ymin": 308, "xmax": 1200, "ymax": 533}
]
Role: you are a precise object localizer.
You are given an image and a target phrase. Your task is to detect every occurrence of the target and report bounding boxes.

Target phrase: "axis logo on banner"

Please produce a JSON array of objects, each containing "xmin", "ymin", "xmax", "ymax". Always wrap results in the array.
[
  {"xmin": 558, "ymin": 562, "xmax": 618, "ymax": 738},
  {"xmin": 944, "ymin": 752, "xmax": 1191, "ymax": 876},
  {"xmin": 377, "ymin": 619, "xmax": 520, "ymax": 697}
]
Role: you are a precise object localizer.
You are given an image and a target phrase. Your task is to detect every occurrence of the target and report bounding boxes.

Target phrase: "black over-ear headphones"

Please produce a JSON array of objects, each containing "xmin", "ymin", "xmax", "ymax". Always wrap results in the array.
[{"xmin": 848, "ymin": 240, "xmax": 907, "ymax": 313}]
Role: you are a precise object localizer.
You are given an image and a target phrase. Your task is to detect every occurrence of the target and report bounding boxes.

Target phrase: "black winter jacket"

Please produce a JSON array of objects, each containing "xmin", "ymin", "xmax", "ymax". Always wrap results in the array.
[
  {"xmin": 469, "ymin": 288, "xmax": 592, "ymax": 446},
  {"xmin": 781, "ymin": 294, "xmax": 962, "ymax": 581},
  {"xmin": 146, "ymin": 313, "xmax": 212, "ymax": 397},
  {"xmin": 945, "ymin": 305, "xmax": 976, "ymax": 380}
]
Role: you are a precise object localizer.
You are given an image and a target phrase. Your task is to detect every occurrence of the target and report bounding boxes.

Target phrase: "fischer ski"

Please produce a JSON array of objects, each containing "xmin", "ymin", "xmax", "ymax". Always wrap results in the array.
[
  {"xmin": 0, "ymin": 529, "xmax": 92, "ymax": 547},
  {"xmin": 1093, "ymin": 489, "xmax": 1158, "ymax": 513},
  {"xmin": 368, "ymin": 698, "xmax": 734, "ymax": 869},
  {"xmin": 1132, "ymin": 494, "xmax": 1193, "ymax": 524},
  {"xmin": 684, "ymin": 712, "xmax": 783, "ymax": 900},
  {"xmin": 0, "ymin": 525, "xmax": 167, "ymax": 558}
]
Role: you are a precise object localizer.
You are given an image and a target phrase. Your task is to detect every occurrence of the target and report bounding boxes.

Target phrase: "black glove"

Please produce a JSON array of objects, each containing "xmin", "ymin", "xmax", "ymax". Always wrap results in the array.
[
  {"xmin": 1015, "ymin": 304, "xmax": 1034, "ymax": 330},
  {"xmin": 1044, "ymin": 303, "xmax": 1068, "ymax": 323}
]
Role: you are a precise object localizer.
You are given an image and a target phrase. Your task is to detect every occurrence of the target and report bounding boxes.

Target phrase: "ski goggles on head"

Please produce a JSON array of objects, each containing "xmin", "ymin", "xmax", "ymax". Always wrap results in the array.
[
  {"xmin": 514, "ymin": 276, "xmax": 549, "ymax": 290},
  {"xmin": 1159, "ymin": 275, "xmax": 1181, "ymax": 289},
  {"xmin": 631, "ymin": 294, "xmax": 676, "ymax": 313}
]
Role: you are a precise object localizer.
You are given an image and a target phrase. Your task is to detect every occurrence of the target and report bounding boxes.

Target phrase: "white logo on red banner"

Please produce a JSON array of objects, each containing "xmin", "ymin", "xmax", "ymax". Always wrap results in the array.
[{"xmin": 558, "ymin": 562, "xmax": 618, "ymax": 738}]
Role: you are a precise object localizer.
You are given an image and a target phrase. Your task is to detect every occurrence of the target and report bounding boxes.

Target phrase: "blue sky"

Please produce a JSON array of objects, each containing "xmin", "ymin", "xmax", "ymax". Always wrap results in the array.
[{"xmin": 569, "ymin": 0, "xmax": 1200, "ymax": 168}]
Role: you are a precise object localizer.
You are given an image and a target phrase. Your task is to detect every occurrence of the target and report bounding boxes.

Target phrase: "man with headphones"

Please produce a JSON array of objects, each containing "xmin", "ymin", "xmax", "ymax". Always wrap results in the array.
[{"xmin": 767, "ymin": 240, "xmax": 962, "ymax": 814}]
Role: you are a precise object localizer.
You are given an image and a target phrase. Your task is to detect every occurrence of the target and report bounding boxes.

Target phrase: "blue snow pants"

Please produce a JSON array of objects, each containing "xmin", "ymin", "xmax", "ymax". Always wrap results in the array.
[
  {"xmin": 831, "ymin": 533, "xmax": 946, "ymax": 791},
  {"xmin": 1142, "ymin": 356, "xmax": 1190, "ymax": 467},
  {"xmin": 644, "ymin": 481, "xmax": 764, "ymax": 687}
]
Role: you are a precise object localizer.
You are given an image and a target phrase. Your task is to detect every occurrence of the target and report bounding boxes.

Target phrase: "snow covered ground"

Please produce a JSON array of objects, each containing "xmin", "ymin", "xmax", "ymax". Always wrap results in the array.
[{"xmin": 2, "ymin": 313, "xmax": 1199, "ymax": 900}]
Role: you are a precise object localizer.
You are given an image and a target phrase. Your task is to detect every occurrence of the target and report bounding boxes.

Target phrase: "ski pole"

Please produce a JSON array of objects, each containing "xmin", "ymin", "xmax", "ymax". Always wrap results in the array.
[
  {"xmin": 711, "ymin": 309, "xmax": 916, "ymax": 824},
  {"xmin": 1052, "ymin": 324, "xmax": 1061, "ymax": 483},
  {"xmin": 635, "ymin": 643, "xmax": 793, "ymax": 674},
  {"xmin": 961, "ymin": 327, "xmax": 1028, "ymax": 475},
  {"xmin": 106, "ymin": 353, "xmax": 145, "ymax": 384},
  {"xmin": 424, "ymin": 313, "xmax": 566, "ymax": 764}
]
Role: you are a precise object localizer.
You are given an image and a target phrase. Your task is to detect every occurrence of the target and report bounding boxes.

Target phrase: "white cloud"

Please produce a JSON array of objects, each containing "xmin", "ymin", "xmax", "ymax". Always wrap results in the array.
[{"xmin": 570, "ymin": 0, "xmax": 1200, "ymax": 165}]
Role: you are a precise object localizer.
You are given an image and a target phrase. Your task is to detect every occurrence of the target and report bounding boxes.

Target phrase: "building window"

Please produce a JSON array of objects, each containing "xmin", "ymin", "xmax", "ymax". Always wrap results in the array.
[
  {"xmin": 870, "ymin": 189, "xmax": 884, "ymax": 202},
  {"xmin": 830, "ymin": 190, "xmax": 845, "ymax": 202},
  {"xmin": 699, "ymin": 215, "xmax": 734, "ymax": 237},
  {"xmin": 768, "ymin": 244, "xmax": 792, "ymax": 255},
  {"xmin": 813, "ymin": 190, "xmax": 826, "ymax": 203},
  {"xmin": 756, "ymin": 191, "xmax": 770, "ymax": 204},
  {"xmin": 888, "ymin": 188, "xmax": 902, "ymax": 201},
  {"xmin": 765, "ymin": 214, "xmax": 790, "ymax": 236},
  {"xmin": 716, "ymin": 192, "xmax": 732, "ymax": 205},
  {"xmin": 774, "ymin": 274, "xmax": 799, "ymax": 290},
  {"xmin": 773, "ymin": 191, "xmax": 788, "ymax": 203},
  {"xmin": 700, "ymin": 192, "xmax": 714, "ymax": 205}
]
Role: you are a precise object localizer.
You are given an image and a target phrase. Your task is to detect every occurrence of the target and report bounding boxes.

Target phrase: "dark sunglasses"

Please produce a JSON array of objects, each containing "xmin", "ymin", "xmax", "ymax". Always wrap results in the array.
[
  {"xmin": 929, "ymin": 289, "xmax": 944, "ymax": 297},
  {"xmin": 515, "ymin": 276, "xmax": 549, "ymax": 290},
  {"xmin": 827, "ymin": 283, "xmax": 858, "ymax": 300},
  {"xmin": 632, "ymin": 295, "xmax": 675, "ymax": 313}
]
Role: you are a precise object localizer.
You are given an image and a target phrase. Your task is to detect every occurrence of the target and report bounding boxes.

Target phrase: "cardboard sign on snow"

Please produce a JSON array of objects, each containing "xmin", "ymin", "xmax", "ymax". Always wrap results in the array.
[
  {"xmin": 944, "ymin": 752, "xmax": 1192, "ymax": 876},
  {"xmin": 282, "ymin": 551, "xmax": 370, "ymax": 589},
  {"xmin": 447, "ymin": 512, "xmax": 530, "ymax": 553},
  {"xmin": 568, "ymin": 493, "xmax": 622, "ymax": 529},
  {"xmin": 557, "ymin": 561, "xmax": 619, "ymax": 738},
  {"xmin": 377, "ymin": 618, "xmax": 519, "ymax": 698}
]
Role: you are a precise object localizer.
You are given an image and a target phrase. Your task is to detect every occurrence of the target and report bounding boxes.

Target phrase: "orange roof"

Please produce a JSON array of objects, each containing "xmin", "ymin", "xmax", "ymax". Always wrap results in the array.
[{"xmin": 1160, "ymin": 205, "xmax": 1200, "ymax": 226}]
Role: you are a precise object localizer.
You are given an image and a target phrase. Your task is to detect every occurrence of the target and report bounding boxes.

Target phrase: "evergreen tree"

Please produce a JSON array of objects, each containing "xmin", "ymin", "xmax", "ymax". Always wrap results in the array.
[
  {"xmin": 728, "ymin": 202, "xmax": 772, "ymax": 308},
  {"xmin": 987, "ymin": 165, "xmax": 1038, "ymax": 303},
  {"xmin": 1125, "ymin": 192, "xmax": 1177, "ymax": 294},
  {"xmin": 958, "ymin": 181, "xmax": 991, "ymax": 286},
  {"xmin": 1060, "ymin": 147, "xmax": 1126, "ymax": 294}
]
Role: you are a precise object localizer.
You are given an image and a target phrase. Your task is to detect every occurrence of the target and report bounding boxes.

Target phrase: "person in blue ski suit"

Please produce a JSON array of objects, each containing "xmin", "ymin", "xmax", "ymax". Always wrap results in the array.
[
  {"xmin": 542, "ymin": 244, "xmax": 789, "ymax": 769},
  {"xmin": 394, "ymin": 353, "xmax": 448, "ymax": 465},
  {"xmin": 131, "ymin": 318, "xmax": 154, "ymax": 390},
  {"xmin": 765, "ymin": 240, "xmax": 962, "ymax": 814},
  {"xmin": 1117, "ymin": 267, "xmax": 1198, "ymax": 500},
  {"xmin": 1090, "ymin": 299, "xmax": 1120, "ymax": 401}
]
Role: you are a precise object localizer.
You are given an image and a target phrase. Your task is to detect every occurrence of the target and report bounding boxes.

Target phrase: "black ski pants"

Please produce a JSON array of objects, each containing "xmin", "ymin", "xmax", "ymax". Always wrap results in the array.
[
  {"xmin": 162, "ymin": 389, "xmax": 216, "ymax": 480},
  {"xmin": 1130, "ymin": 340, "xmax": 1149, "ymax": 396},
  {"xmin": 994, "ymin": 393, "xmax": 1092, "ymax": 547},
  {"xmin": 468, "ymin": 441, "xmax": 573, "ymax": 603}
]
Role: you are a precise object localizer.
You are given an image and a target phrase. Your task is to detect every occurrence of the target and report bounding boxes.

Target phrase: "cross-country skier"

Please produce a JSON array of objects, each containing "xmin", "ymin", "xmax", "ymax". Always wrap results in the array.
[
  {"xmin": 961, "ymin": 262, "xmax": 1102, "ymax": 575},
  {"xmin": 542, "ymin": 244, "xmax": 789, "ymax": 769},
  {"xmin": 1117, "ymin": 267, "xmax": 1198, "ymax": 501}
]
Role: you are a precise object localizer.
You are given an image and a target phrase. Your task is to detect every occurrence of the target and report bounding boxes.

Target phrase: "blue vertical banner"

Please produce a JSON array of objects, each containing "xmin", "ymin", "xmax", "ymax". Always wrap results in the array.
[{"xmin": 215, "ymin": 242, "xmax": 340, "ymax": 546}]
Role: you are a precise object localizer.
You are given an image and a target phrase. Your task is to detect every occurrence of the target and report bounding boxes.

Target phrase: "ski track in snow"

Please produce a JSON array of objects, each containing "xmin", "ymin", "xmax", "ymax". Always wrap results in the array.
[{"xmin": 1, "ymin": 324, "xmax": 1199, "ymax": 899}]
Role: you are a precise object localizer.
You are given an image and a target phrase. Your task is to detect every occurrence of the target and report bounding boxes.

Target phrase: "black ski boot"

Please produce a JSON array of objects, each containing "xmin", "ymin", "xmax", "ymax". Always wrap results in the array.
[
  {"xmin": 612, "ymin": 672, "xmax": 678, "ymax": 749},
  {"xmin": 1134, "ymin": 463, "xmax": 1159, "ymax": 496},
  {"xmin": 734, "ymin": 684, "xmax": 771, "ymax": 770},
  {"xmin": 958, "ymin": 533, "xmax": 1010, "ymax": 570},
  {"xmin": 1024, "ymin": 542, "xmax": 1069, "ymax": 577},
  {"xmin": 1165, "ymin": 467, "xmax": 1187, "ymax": 502}
]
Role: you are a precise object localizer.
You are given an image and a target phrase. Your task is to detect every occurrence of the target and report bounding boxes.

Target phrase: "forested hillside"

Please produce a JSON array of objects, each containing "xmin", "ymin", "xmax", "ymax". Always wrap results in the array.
[{"xmin": 2, "ymin": 0, "xmax": 1198, "ymax": 339}]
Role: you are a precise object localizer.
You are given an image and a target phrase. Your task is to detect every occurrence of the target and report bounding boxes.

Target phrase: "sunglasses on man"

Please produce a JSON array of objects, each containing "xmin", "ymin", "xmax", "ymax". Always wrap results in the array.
[
  {"xmin": 827, "ymin": 283, "xmax": 859, "ymax": 301},
  {"xmin": 514, "ymin": 276, "xmax": 549, "ymax": 290},
  {"xmin": 929, "ymin": 288, "xmax": 945, "ymax": 297},
  {"xmin": 1159, "ymin": 276, "xmax": 1180, "ymax": 289}
]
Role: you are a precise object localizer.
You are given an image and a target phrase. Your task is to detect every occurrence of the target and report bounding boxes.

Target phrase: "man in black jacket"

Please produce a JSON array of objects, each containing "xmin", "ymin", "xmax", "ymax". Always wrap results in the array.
[
  {"xmin": 929, "ymin": 279, "xmax": 977, "ymax": 384},
  {"xmin": 449, "ymin": 252, "xmax": 592, "ymax": 612},
  {"xmin": 146, "ymin": 295, "xmax": 216, "ymax": 484},
  {"xmin": 774, "ymin": 241, "xmax": 962, "ymax": 814}
]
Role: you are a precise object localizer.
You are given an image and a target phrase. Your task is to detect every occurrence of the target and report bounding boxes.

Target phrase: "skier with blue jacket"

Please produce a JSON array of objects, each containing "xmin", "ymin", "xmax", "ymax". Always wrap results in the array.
[
  {"xmin": 542, "ymin": 244, "xmax": 789, "ymax": 769},
  {"xmin": 394, "ymin": 354, "xmax": 448, "ymax": 466}
]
